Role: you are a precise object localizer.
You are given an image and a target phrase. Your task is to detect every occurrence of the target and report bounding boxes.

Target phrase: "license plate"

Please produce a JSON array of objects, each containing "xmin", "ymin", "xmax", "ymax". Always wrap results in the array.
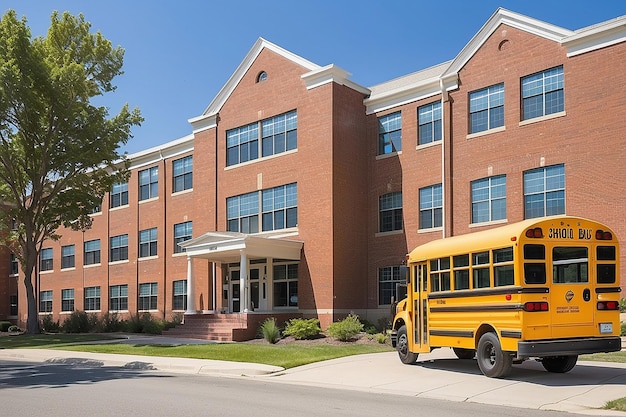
[{"xmin": 599, "ymin": 323, "xmax": 613, "ymax": 334}]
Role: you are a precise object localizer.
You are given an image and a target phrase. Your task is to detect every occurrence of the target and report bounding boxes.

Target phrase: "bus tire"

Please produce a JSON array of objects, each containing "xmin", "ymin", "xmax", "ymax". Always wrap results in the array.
[
  {"xmin": 541, "ymin": 355, "xmax": 578, "ymax": 373},
  {"xmin": 476, "ymin": 332, "xmax": 512, "ymax": 378},
  {"xmin": 397, "ymin": 325, "xmax": 418, "ymax": 364},
  {"xmin": 453, "ymin": 348, "xmax": 475, "ymax": 360}
]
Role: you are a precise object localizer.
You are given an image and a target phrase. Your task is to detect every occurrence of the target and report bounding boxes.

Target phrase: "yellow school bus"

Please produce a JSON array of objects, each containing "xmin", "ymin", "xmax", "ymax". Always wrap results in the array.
[{"xmin": 391, "ymin": 216, "xmax": 622, "ymax": 378}]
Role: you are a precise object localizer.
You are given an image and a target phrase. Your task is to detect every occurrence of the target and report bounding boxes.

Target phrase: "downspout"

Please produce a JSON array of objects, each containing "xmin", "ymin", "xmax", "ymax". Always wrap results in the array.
[
  {"xmin": 213, "ymin": 117, "xmax": 219, "ymax": 312},
  {"xmin": 160, "ymin": 150, "xmax": 167, "ymax": 320},
  {"xmin": 439, "ymin": 78, "xmax": 446, "ymax": 239}
]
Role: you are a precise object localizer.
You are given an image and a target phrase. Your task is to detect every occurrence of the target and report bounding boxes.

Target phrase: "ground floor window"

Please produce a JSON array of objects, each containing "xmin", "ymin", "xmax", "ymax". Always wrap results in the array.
[
  {"xmin": 379, "ymin": 266, "xmax": 406, "ymax": 305},
  {"xmin": 173, "ymin": 280, "xmax": 187, "ymax": 310},
  {"xmin": 110, "ymin": 284, "xmax": 128, "ymax": 311},
  {"xmin": 39, "ymin": 290, "xmax": 52, "ymax": 313},
  {"xmin": 62, "ymin": 288, "xmax": 74, "ymax": 312},
  {"xmin": 139, "ymin": 282, "xmax": 158, "ymax": 310},
  {"xmin": 84, "ymin": 286, "xmax": 101, "ymax": 311},
  {"xmin": 10, "ymin": 295, "xmax": 18, "ymax": 316},
  {"xmin": 273, "ymin": 263, "xmax": 298, "ymax": 307}
]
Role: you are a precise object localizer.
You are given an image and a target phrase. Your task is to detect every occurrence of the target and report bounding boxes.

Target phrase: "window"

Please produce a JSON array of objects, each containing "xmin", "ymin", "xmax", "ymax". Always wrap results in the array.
[
  {"xmin": 553, "ymin": 247, "xmax": 588, "ymax": 284},
  {"xmin": 139, "ymin": 282, "xmax": 158, "ymax": 310},
  {"xmin": 494, "ymin": 247, "xmax": 514, "ymax": 286},
  {"xmin": 91, "ymin": 202, "xmax": 102, "ymax": 214},
  {"xmin": 110, "ymin": 182, "xmax": 129, "ymax": 208},
  {"xmin": 379, "ymin": 192, "xmax": 403, "ymax": 232},
  {"xmin": 110, "ymin": 284, "xmax": 128, "ymax": 311},
  {"xmin": 378, "ymin": 112, "xmax": 402, "ymax": 155},
  {"xmin": 228, "ymin": 183, "xmax": 298, "ymax": 233},
  {"xmin": 419, "ymin": 184, "xmax": 442, "ymax": 229},
  {"xmin": 139, "ymin": 228, "xmax": 158, "ymax": 258},
  {"xmin": 418, "ymin": 102, "xmax": 442, "ymax": 145},
  {"xmin": 471, "ymin": 175, "xmax": 506, "ymax": 224},
  {"xmin": 379, "ymin": 266, "xmax": 406, "ymax": 305},
  {"xmin": 84, "ymin": 286, "xmax": 101, "ymax": 311},
  {"xmin": 139, "ymin": 166, "xmax": 158, "ymax": 200},
  {"xmin": 10, "ymin": 295, "xmax": 17, "ymax": 316},
  {"xmin": 524, "ymin": 244, "xmax": 547, "ymax": 284},
  {"xmin": 84, "ymin": 239, "xmax": 101, "ymax": 265},
  {"xmin": 226, "ymin": 111, "xmax": 297, "ymax": 167},
  {"xmin": 430, "ymin": 258, "xmax": 451, "ymax": 292},
  {"xmin": 39, "ymin": 290, "xmax": 52, "ymax": 313},
  {"xmin": 61, "ymin": 289, "xmax": 74, "ymax": 312},
  {"xmin": 174, "ymin": 221, "xmax": 192, "ymax": 254},
  {"xmin": 472, "ymin": 251, "xmax": 490, "ymax": 288},
  {"xmin": 61, "ymin": 245, "xmax": 75, "ymax": 269},
  {"xmin": 257, "ymin": 71, "xmax": 267, "ymax": 82},
  {"xmin": 522, "ymin": 66, "xmax": 564, "ymax": 120},
  {"xmin": 469, "ymin": 83, "xmax": 504, "ymax": 134},
  {"xmin": 524, "ymin": 164, "xmax": 565, "ymax": 219},
  {"xmin": 173, "ymin": 156, "xmax": 193, "ymax": 192},
  {"xmin": 262, "ymin": 183, "xmax": 298, "ymax": 231},
  {"xmin": 10, "ymin": 254, "xmax": 18, "ymax": 275},
  {"xmin": 273, "ymin": 263, "xmax": 298, "ymax": 307},
  {"xmin": 39, "ymin": 248, "xmax": 53, "ymax": 271},
  {"xmin": 453, "ymin": 255, "xmax": 470, "ymax": 290},
  {"xmin": 110, "ymin": 234, "xmax": 129, "ymax": 262},
  {"xmin": 173, "ymin": 280, "xmax": 187, "ymax": 311},
  {"xmin": 597, "ymin": 246, "xmax": 617, "ymax": 284}
]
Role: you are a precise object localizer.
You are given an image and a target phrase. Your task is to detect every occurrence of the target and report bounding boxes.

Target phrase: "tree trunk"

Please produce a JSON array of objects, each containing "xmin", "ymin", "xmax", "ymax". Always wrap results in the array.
[{"xmin": 23, "ymin": 240, "xmax": 40, "ymax": 334}]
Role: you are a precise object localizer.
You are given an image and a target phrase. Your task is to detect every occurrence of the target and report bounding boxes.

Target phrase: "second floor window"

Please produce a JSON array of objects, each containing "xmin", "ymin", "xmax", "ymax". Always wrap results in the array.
[
  {"xmin": 174, "ymin": 221, "xmax": 192, "ymax": 254},
  {"xmin": 379, "ymin": 192, "xmax": 403, "ymax": 232},
  {"xmin": 469, "ymin": 83, "xmax": 504, "ymax": 134},
  {"xmin": 61, "ymin": 245, "xmax": 75, "ymax": 269},
  {"xmin": 139, "ymin": 166, "xmax": 159, "ymax": 200},
  {"xmin": 524, "ymin": 164, "xmax": 565, "ymax": 219},
  {"xmin": 40, "ymin": 248, "xmax": 53, "ymax": 271},
  {"xmin": 471, "ymin": 175, "xmax": 506, "ymax": 224},
  {"xmin": 418, "ymin": 102, "xmax": 442, "ymax": 145},
  {"xmin": 139, "ymin": 228, "xmax": 158, "ymax": 258},
  {"xmin": 378, "ymin": 112, "xmax": 402, "ymax": 155},
  {"xmin": 10, "ymin": 254, "xmax": 18, "ymax": 275},
  {"xmin": 110, "ymin": 234, "xmax": 129, "ymax": 262},
  {"xmin": 84, "ymin": 239, "xmax": 101, "ymax": 265},
  {"xmin": 110, "ymin": 182, "xmax": 129, "ymax": 208},
  {"xmin": 419, "ymin": 184, "xmax": 442, "ymax": 229},
  {"xmin": 173, "ymin": 156, "xmax": 193, "ymax": 192},
  {"xmin": 522, "ymin": 66, "xmax": 564, "ymax": 120}
]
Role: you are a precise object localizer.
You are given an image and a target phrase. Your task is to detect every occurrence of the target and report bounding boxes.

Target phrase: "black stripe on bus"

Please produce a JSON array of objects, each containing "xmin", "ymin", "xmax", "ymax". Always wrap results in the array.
[
  {"xmin": 428, "ymin": 287, "xmax": 549, "ymax": 300},
  {"xmin": 595, "ymin": 287, "xmax": 622, "ymax": 294},
  {"xmin": 429, "ymin": 329, "xmax": 474, "ymax": 339},
  {"xmin": 430, "ymin": 304, "xmax": 523, "ymax": 313},
  {"xmin": 500, "ymin": 330, "xmax": 522, "ymax": 339}
]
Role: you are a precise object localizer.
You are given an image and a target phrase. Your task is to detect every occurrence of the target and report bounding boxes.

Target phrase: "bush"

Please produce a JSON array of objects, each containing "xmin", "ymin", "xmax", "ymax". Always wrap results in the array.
[
  {"xmin": 620, "ymin": 298, "xmax": 626, "ymax": 313},
  {"xmin": 621, "ymin": 322, "xmax": 625, "ymax": 337},
  {"xmin": 98, "ymin": 312, "xmax": 124, "ymax": 333},
  {"xmin": 283, "ymin": 318, "xmax": 321, "ymax": 340},
  {"xmin": 125, "ymin": 312, "xmax": 165, "ymax": 334},
  {"xmin": 0, "ymin": 321, "xmax": 12, "ymax": 332},
  {"xmin": 327, "ymin": 314, "xmax": 364, "ymax": 341},
  {"xmin": 8, "ymin": 325, "xmax": 20, "ymax": 332},
  {"xmin": 40, "ymin": 314, "xmax": 61, "ymax": 333},
  {"xmin": 375, "ymin": 333, "xmax": 388, "ymax": 344},
  {"xmin": 62, "ymin": 311, "xmax": 92, "ymax": 333},
  {"xmin": 259, "ymin": 318, "xmax": 281, "ymax": 344},
  {"xmin": 360, "ymin": 318, "xmax": 378, "ymax": 335}
]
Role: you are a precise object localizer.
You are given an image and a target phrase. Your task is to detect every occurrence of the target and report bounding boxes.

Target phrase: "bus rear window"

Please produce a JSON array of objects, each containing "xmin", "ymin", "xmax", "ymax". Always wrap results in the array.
[
  {"xmin": 524, "ymin": 244, "xmax": 545, "ymax": 260},
  {"xmin": 597, "ymin": 246, "xmax": 616, "ymax": 261},
  {"xmin": 553, "ymin": 247, "xmax": 588, "ymax": 284},
  {"xmin": 597, "ymin": 265, "xmax": 616, "ymax": 284},
  {"xmin": 524, "ymin": 263, "xmax": 546, "ymax": 284}
]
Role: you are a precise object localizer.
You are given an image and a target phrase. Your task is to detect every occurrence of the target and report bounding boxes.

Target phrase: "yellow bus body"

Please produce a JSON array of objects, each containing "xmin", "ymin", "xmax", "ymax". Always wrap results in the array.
[{"xmin": 391, "ymin": 216, "xmax": 622, "ymax": 377}]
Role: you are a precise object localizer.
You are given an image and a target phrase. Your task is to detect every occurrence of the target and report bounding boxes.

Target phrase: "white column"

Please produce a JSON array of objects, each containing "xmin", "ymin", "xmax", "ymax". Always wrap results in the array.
[
  {"xmin": 240, "ymin": 250, "xmax": 249, "ymax": 313},
  {"xmin": 185, "ymin": 256, "xmax": 196, "ymax": 314}
]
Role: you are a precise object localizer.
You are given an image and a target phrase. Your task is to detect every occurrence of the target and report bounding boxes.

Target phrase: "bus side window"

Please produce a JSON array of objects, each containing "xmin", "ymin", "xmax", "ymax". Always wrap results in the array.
[
  {"xmin": 453, "ymin": 254, "xmax": 470, "ymax": 290},
  {"xmin": 472, "ymin": 251, "xmax": 490, "ymax": 288},
  {"xmin": 524, "ymin": 244, "xmax": 546, "ymax": 284},
  {"xmin": 494, "ymin": 247, "xmax": 514, "ymax": 286}
]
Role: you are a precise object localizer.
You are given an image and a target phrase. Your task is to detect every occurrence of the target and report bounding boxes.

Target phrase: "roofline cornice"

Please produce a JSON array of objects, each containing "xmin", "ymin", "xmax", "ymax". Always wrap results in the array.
[
  {"xmin": 301, "ymin": 64, "xmax": 370, "ymax": 95},
  {"xmin": 125, "ymin": 134, "xmax": 194, "ymax": 170},
  {"xmin": 563, "ymin": 15, "xmax": 626, "ymax": 57}
]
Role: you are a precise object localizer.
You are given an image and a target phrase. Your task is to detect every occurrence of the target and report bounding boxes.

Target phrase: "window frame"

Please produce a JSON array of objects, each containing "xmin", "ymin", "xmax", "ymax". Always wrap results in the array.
[
  {"xmin": 471, "ymin": 175, "xmax": 507, "ymax": 224},
  {"xmin": 139, "ymin": 166, "xmax": 159, "ymax": 201},
  {"xmin": 469, "ymin": 83, "xmax": 504, "ymax": 134},
  {"xmin": 379, "ymin": 192, "xmax": 403, "ymax": 233},
  {"xmin": 174, "ymin": 221, "xmax": 192, "ymax": 254},
  {"xmin": 110, "ymin": 284, "xmax": 129, "ymax": 311},
  {"xmin": 61, "ymin": 288, "xmax": 74, "ymax": 312},
  {"xmin": 110, "ymin": 234, "xmax": 129, "ymax": 262},
  {"xmin": 84, "ymin": 286, "xmax": 101, "ymax": 311},
  {"xmin": 521, "ymin": 66, "xmax": 564, "ymax": 121},
  {"xmin": 139, "ymin": 282, "xmax": 158, "ymax": 311},
  {"xmin": 40, "ymin": 248, "xmax": 53, "ymax": 271},
  {"xmin": 39, "ymin": 290, "xmax": 53, "ymax": 313},
  {"xmin": 84, "ymin": 239, "xmax": 101, "ymax": 265},
  {"xmin": 378, "ymin": 112, "xmax": 402, "ymax": 155},
  {"xmin": 172, "ymin": 156, "xmax": 193, "ymax": 193},
  {"xmin": 419, "ymin": 184, "xmax": 443, "ymax": 230},
  {"xmin": 173, "ymin": 280, "xmax": 187, "ymax": 311},
  {"xmin": 378, "ymin": 266, "xmax": 406, "ymax": 305},
  {"xmin": 110, "ymin": 182, "xmax": 129, "ymax": 208},
  {"xmin": 523, "ymin": 164, "xmax": 565, "ymax": 219},
  {"xmin": 139, "ymin": 228, "xmax": 158, "ymax": 258},
  {"xmin": 61, "ymin": 244, "xmax": 75, "ymax": 269},
  {"xmin": 273, "ymin": 263, "xmax": 298, "ymax": 308},
  {"xmin": 418, "ymin": 101, "xmax": 442, "ymax": 145}
]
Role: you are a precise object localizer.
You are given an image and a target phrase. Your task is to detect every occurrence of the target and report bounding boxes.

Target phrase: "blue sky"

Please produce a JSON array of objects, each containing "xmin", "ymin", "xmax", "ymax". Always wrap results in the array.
[{"xmin": 4, "ymin": 1, "xmax": 626, "ymax": 154}]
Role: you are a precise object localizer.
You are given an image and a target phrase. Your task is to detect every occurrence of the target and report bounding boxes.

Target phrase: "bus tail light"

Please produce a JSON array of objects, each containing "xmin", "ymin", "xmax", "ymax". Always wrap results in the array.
[
  {"xmin": 597, "ymin": 301, "xmax": 619, "ymax": 310},
  {"xmin": 523, "ymin": 302, "xmax": 549, "ymax": 312},
  {"xmin": 525, "ymin": 228, "xmax": 543, "ymax": 238},
  {"xmin": 595, "ymin": 230, "xmax": 613, "ymax": 240}
]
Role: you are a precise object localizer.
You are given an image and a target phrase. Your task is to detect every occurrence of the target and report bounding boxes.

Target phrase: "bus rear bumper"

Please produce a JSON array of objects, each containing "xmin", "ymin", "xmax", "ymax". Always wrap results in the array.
[{"xmin": 517, "ymin": 337, "xmax": 622, "ymax": 358}]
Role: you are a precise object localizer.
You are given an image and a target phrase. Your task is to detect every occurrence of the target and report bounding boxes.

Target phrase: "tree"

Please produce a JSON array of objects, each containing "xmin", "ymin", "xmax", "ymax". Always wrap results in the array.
[{"xmin": 0, "ymin": 10, "xmax": 142, "ymax": 333}]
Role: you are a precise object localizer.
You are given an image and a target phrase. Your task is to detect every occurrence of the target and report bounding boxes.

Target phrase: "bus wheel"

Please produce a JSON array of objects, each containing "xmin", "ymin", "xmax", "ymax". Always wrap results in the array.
[
  {"xmin": 397, "ymin": 325, "xmax": 418, "ymax": 364},
  {"xmin": 542, "ymin": 355, "xmax": 578, "ymax": 373},
  {"xmin": 453, "ymin": 348, "xmax": 475, "ymax": 360},
  {"xmin": 476, "ymin": 332, "xmax": 512, "ymax": 378}
]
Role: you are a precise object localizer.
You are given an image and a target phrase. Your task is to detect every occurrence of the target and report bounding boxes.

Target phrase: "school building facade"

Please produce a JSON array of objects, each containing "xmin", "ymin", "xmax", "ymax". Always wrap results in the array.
[{"xmin": 1, "ymin": 8, "xmax": 624, "ymax": 338}]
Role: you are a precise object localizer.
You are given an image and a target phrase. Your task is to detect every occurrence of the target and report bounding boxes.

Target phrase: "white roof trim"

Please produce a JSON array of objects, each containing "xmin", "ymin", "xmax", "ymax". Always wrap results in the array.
[
  {"xmin": 563, "ymin": 15, "xmax": 626, "ymax": 57},
  {"xmin": 121, "ymin": 134, "xmax": 194, "ymax": 171},
  {"xmin": 302, "ymin": 64, "xmax": 370, "ymax": 95},
  {"xmin": 365, "ymin": 76, "xmax": 443, "ymax": 115}
]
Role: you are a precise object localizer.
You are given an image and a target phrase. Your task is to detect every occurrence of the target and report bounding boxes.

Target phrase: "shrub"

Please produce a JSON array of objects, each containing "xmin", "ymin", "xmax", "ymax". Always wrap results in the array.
[
  {"xmin": 0, "ymin": 321, "xmax": 12, "ymax": 332},
  {"xmin": 40, "ymin": 315, "xmax": 61, "ymax": 333},
  {"xmin": 125, "ymin": 312, "xmax": 165, "ymax": 334},
  {"xmin": 360, "ymin": 318, "xmax": 378, "ymax": 335},
  {"xmin": 327, "ymin": 314, "xmax": 364, "ymax": 341},
  {"xmin": 259, "ymin": 318, "xmax": 281, "ymax": 344},
  {"xmin": 620, "ymin": 298, "xmax": 626, "ymax": 313},
  {"xmin": 283, "ymin": 318, "xmax": 321, "ymax": 340},
  {"xmin": 621, "ymin": 322, "xmax": 625, "ymax": 337},
  {"xmin": 98, "ymin": 312, "xmax": 124, "ymax": 333},
  {"xmin": 8, "ymin": 325, "xmax": 20, "ymax": 332},
  {"xmin": 375, "ymin": 333, "xmax": 388, "ymax": 344},
  {"xmin": 62, "ymin": 311, "xmax": 91, "ymax": 333}
]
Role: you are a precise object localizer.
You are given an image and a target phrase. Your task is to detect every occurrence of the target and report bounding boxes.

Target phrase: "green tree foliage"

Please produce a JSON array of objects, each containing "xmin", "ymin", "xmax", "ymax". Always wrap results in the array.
[{"xmin": 0, "ymin": 10, "xmax": 142, "ymax": 333}]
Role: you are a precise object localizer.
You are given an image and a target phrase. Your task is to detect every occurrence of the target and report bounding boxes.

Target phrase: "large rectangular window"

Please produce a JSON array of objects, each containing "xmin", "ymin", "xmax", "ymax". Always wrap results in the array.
[
  {"xmin": 173, "ymin": 156, "xmax": 193, "ymax": 192},
  {"xmin": 139, "ymin": 228, "xmax": 158, "ymax": 258},
  {"xmin": 139, "ymin": 166, "xmax": 159, "ymax": 200},
  {"xmin": 61, "ymin": 245, "xmax": 75, "ymax": 269},
  {"xmin": 173, "ymin": 280, "xmax": 187, "ymax": 311},
  {"xmin": 418, "ymin": 102, "xmax": 442, "ymax": 145},
  {"xmin": 10, "ymin": 254, "xmax": 18, "ymax": 275},
  {"xmin": 61, "ymin": 289, "xmax": 74, "ymax": 312},
  {"xmin": 110, "ymin": 284, "xmax": 128, "ymax": 311},
  {"xmin": 39, "ymin": 290, "xmax": 53, "ymax": 313},
  {"xmin": 378, "ymin": 112, "xmax": 402, "ymax": 155},
  {"xmin": 227, "ymin": 111, "xmax": 297, "ymax": 167},
  {"xmin": 174, "ymin": 221, "xmax": 192, "ymax": 254},
  {"xmin": 227, "ymin": 192, "xmax": 259, "ymax": 233},
  {"xmin": 379, "ymin": 266, "xmax": 406, "ymax": 305},
  {"xmin": 471, "ymin": 175, "xmax": 506, "ymax": 224},
  {"xmin": 84, "ymin": 239, "xmax": 101, "ymax": 265},
  {"xmin": 419, "ymin": 184, "xmax": 442, "ymax": 229},
  {"xmin": 469, "ymin": 83, "xmax": 504, "ymax": 134},
  {"xmin": 273, "ymin": 263, "xmax": 298, "ymax": 307},
  {"xmin": 84, "ymin": 286, "xmax": 101, "ymax": 311},
  {"xmin": 110, "ymin": 182, "xmax": 129, "ymax": 208},
  {"xmin": 524, "ymin": 164, "xmax": 565, "ymax": 219},
  {"xmin": 110, "ymin": 234, "xmax": 129, "ymax": 262},
  {"xmin": 379, "ymin": 192, "xmax": 403, "ymax": 232},
  {"xmin": 522, "ymin": 66, "xmax": 564, "ymax": 120},
  {"xmin": 40, "ymin": 248, "xmax": 53, "ymax": 271},
  {"xmin": 139, "ymin": 282, "xmax": 158, "ymax": 310}
]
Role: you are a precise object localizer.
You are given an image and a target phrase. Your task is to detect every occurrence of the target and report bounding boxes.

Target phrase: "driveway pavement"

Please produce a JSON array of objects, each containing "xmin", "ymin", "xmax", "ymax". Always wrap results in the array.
[{"xmin": 1, "ymin": 334, "xmax": 625, "ymax": 416}]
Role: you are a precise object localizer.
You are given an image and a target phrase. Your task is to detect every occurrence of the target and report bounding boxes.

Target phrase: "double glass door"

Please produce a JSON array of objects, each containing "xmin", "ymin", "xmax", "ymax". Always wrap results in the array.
[{"xmin": 230, "ymin": 266, "xmax": 263, "ymax": 312}]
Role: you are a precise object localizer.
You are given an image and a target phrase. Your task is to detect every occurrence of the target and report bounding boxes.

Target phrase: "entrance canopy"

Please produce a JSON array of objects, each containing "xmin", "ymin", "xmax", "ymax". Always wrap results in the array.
[{"xmin": 178, "ymin": 231, "xmax": 303, "ymax": 263}]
